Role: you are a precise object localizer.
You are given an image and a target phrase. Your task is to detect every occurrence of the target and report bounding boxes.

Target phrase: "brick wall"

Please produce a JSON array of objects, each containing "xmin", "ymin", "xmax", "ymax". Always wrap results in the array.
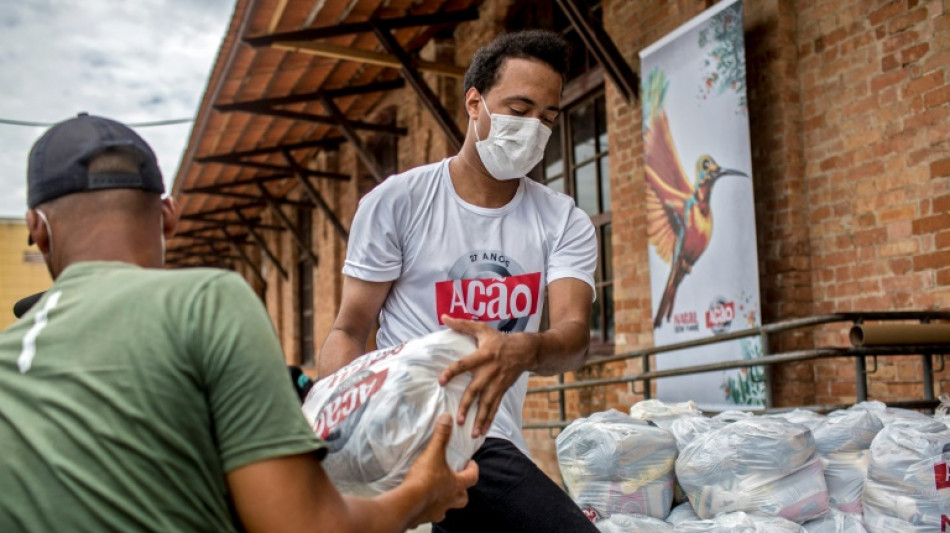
[{"xmin": 243, "ymin": 0, "xmax": 950, "ymax": 486}]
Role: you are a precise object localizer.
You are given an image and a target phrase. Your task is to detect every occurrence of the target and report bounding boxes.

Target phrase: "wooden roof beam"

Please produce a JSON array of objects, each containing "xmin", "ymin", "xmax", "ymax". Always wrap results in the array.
[
  {"xmin": 216, "ymin": 107, "xmax": 406, "ymax": 136},
  {"xmin": 197, "ymin": 138, "xmax": 343, "ymax": 162},
  {"xmin": 185, "ymin": 189, "xmax": 314, "ymax": 206},
  {"xmin": 184, "ymin": 173, "xmax": 293, "ymax": 194},
  {"xmin": 244, "ymin": 7, "xmax": 480, "ymax": 47},
  {"xmin": 179, "ymin": 202, "xmax": 264, "ymax": 220},
  {"xmin": 216, "ymin": 79, "xmax": 406, "ymax": 110},
  {"xmin": 271, "ymin": 42, "xmax": 466, "ymax": 79}
]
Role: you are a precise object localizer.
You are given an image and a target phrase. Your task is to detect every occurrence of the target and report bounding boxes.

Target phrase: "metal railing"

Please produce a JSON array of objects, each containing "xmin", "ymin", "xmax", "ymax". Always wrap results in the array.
[{"xmin": 524, "ymin": 311, "xmax": 950, "ymax": 430}]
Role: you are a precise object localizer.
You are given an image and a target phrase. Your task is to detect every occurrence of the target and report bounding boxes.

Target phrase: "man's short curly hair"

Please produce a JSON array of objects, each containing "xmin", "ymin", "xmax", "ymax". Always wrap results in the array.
[{"xmin": 463, "ymin": 30, "xmax": 570, "ymax": 95}]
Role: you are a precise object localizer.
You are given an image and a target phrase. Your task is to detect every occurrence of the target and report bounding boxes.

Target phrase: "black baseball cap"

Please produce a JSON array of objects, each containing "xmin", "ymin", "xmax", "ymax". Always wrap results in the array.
[{"xmin": 27, "ymin": 112, "xmax": 164, "ymax": 209}]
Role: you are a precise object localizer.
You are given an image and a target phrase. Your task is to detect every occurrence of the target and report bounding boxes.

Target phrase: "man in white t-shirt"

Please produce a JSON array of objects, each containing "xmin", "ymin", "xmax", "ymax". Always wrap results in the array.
[{"xmin": 319, "ymin": 30, "xmax": 599, "ymax": 532}]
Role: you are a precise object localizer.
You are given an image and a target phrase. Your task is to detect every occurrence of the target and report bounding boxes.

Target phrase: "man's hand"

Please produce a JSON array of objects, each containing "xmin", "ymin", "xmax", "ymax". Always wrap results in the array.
[
  {"xmin": 439, "ymin": 316, "xmax": 539, "ymax": 438},
  {"xmin": 403, "ymin": 413, "xmax": 479, "ymax": 526}
]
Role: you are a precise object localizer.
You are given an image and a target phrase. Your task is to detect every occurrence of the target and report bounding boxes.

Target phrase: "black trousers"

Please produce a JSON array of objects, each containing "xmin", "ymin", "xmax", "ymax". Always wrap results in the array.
[{"xmin": 433, "ymin": 438, "xmax": 599, "ymax": 533}]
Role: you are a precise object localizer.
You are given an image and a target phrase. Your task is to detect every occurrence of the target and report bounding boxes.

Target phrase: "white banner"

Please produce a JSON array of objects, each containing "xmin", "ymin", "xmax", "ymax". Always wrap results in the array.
[{"xmin": 639, "ymin": 0, "xmax": 764, "ymax": 410}]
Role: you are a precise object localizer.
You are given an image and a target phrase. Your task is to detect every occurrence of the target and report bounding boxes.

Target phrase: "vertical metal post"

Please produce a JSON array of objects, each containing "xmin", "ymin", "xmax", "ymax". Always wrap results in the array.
[
  {"xmin": 854, "ymin": 319, "xmax": 868, "ymax": 402},
  {"xmin": 761, "ymin": 331, "xmax": 773, "ymax": 409},
  {"xmin": 643, "ymin": 353, "xmax": 652, "ymax": 400},
  {"xmin": 922, "ymin": 318, "xmax": 935, "ymax": 401},
  {"xmin": 557, "ymin": 374, "xmax": 567, "ymax": 425}
]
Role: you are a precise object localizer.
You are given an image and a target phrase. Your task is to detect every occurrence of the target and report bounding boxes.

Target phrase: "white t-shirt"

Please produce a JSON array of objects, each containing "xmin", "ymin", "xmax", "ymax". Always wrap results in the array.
[{"xmin": 343, "ymin": 158, "xmax": 597, "ymax": 454}]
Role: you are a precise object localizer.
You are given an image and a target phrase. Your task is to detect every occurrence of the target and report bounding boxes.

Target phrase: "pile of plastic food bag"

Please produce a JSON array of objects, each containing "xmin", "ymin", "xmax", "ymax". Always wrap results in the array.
[
  {"xmin": 301, "ymin": 329, "xmax": 484, "ymax": 496},
  {"xmin": 862, "ymin": 417, "xmax": 950, "ymax": 532},
  {"xmin": 848, "ymin": 400, "xmax": 932, "ymax": 426},
  {"xmin": 673, "ymin": 511, "xmax": 806, "ymax": 533},
  {"xmin": 675, "ymin": 417, "xmax": 829, "ymax": 522},
  {"xmin": 556, "ymin": 409, "xmax": 677, "ymax": 519},
  {"xmin": 669, "ymin": 411, "xmax": 752, "ymax": 452},
  {"xmin": 803, "ymin": 509, "xmax": 867, "ymax": 533},
  {"xmin": 629, "ymin": 399, "xmax": 703, "ymax": 431},
  {"xmin": 594, "ymin": 513, "xmax": 673, "ymax": 533},
  {"xmin": 811, "ymin": 409, "xmax": 882, "ymax": 514}
]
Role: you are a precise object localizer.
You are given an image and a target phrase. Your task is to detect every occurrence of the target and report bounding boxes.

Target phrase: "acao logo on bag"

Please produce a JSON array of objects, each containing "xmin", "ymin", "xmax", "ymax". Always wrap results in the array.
[{"xmin": 312, "ymin": 369, "xmax": 389, "ymax": 448}]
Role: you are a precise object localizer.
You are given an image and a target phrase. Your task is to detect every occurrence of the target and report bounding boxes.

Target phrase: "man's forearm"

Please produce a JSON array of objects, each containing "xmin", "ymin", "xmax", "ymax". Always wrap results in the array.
[
  {"xmin": 317, "ymin": 328, "xmax": 366, "ymax": 379},
  {"xmin": 530, "ymin": 319, "xmax": 590, "ymax": 376}
]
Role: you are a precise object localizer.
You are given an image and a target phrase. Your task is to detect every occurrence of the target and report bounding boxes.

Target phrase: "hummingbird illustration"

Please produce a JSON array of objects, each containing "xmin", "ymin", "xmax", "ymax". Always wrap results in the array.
[{"xmin": 644, "ymin": 74, "xmax": 748, "ymax": 329}]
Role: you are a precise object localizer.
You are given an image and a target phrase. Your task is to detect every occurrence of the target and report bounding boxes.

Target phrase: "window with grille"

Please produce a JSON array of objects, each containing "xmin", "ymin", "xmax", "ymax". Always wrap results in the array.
[{"xmin": 507, "ymin": 0, "xmax": 614, "ymax": 353}]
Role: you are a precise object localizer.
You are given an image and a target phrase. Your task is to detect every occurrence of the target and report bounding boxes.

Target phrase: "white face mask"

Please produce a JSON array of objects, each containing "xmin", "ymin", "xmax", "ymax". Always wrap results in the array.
[{"xmin": 474, "ymin": 97, "xmax": 552, "ymax": 181}]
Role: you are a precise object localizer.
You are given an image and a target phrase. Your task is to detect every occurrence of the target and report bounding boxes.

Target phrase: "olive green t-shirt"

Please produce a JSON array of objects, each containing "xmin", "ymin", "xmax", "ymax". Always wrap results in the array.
[{"xmin": 0, "ymin": 262, "xmax": 325, "ymax": 532}]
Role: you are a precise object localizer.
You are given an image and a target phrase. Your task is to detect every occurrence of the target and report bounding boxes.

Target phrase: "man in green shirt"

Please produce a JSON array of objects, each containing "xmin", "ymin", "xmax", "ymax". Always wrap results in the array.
[{"xmin": 0, "ymin": 113, "xmax": 477, "ymax": 532}]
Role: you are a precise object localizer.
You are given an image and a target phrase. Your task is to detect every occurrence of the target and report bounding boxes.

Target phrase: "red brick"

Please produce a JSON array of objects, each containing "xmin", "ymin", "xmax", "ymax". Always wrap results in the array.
[
  {"xmin": 869, "ymin": 1, "xmax": 904, "ymax": 26},
  {"xmin": 913, "ymin": 249, "xmax": 950, "ymax": 271},
  {"xmin": 887, "ymin": 7, "xmax": 929, "ymax": 35},
  {"xmin": 925, "ymin": 85, "xmax": 950, "ymax": 108},
  {"xmin": 913, "ymin": 213, "xmax": 950, "ymax": 234},
  {"xmin": 937, "ymin": 268, "xmax": 950, "ymax": 286}
]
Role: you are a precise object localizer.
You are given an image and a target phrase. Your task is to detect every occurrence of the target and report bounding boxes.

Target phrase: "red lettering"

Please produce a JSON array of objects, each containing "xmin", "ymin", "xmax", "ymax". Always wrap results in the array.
[
  {"xmin": 942, "ymin": 514, "xmax": 950, "ymax": 532},
  {"xmin": 435, "ymin": 273, "xmax": 541, "ymax": 323},
  {"xmin": 936, "ymin": 462, "xmax": 950, "ymax": 490},
  {"xmin": 312, "ymin": 369, "xmax": 389, "ymax": 438},
  {"xmin": 705, "ymin": 301, "xmax": 735, "ymax": 328}
]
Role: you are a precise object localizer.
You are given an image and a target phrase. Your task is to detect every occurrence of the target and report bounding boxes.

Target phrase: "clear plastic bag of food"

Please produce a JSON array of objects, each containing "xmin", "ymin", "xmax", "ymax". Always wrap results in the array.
[
  {"xmin": 302, "ymin": 329, "xmax": 484, "ymax": 496},
  {"xmin": 557, "ymin": 409, "xmax": 677, "ymax": 519}
]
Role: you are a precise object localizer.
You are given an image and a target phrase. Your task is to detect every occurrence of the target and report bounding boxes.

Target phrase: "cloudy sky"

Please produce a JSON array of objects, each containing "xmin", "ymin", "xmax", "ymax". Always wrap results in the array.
[{"xmin": 0, "ymin": 0, "xmax": 236, "ymax": 217}]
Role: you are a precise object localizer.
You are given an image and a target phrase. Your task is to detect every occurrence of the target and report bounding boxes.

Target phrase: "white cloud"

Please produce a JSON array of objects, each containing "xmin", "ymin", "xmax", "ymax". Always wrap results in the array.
[{"xmin": 0, "ymin": 0, "xmax": 235, "ymax": 217}]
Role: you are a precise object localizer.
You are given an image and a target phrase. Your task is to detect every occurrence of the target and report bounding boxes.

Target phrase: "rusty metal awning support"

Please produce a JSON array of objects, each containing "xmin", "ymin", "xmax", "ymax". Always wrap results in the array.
[
  {"xmin": 281, "ymin": 150, "xmax": 350, "ymax": 241},
  {"xmin": 234, "ymin": 209, "xmax": 288, "ymax": 280},
  {"xmin": 220, "ymin": 226, "xmax": 268, "ymax": 285},
  {"xmin": 244, "ymin": 8, "xmax": 478, "ymax": 155},
  {"xmin": 255, "ymin": 181, "xmax": 320, "ymax": 264},
  {"xmin": 555, "ymin": 0, "xmax": 639, "ymax": 103},
  {"xmin": 372, "ymin": 22, "xmax": 464, "ymax": 151},
  {"xmin": 317, "ymin": 96, "xmax": 387, "ymax": 183}
]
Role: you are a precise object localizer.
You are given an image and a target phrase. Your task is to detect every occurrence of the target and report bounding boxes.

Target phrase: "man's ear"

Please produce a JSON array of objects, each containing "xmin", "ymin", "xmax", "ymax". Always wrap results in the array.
[
  {"xmin": 161, "ymin": 196, "xmax": 179, "ymax": 239},
  {"xmin": 25, "ymin": 210, "xmax": 50, "ymax": 253},
  {"xmin": 465, "ymin": 87, "xmax": 483, "ymax": 121}
]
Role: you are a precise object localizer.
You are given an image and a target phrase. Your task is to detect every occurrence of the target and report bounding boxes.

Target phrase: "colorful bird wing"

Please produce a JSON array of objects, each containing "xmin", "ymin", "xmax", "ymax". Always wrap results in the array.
[{"xmin": 645, "ymin": 111, "xmax": 692, "ymax": 264}]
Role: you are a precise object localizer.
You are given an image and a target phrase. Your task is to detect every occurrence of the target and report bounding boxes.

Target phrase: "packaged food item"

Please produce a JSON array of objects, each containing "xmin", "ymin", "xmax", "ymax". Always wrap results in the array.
[
  {"xmin": 557, "ymin": 409, "xmax": 677, "ymax": 519},
  {"xmin": 629, "ymin": 399, "xmax": 703, "ymax": 431},
  {"xmin": 595, "ymin": 513, "xmax": 674, "ymax": 533},
  {"xmin": 862, "ymin": 418, "xmax": 950, "ymax": 532},
  {"xmin": 301, "ymin": 330, "xmax": 484, "ymax": 496},
  {"xmin": 673, "ymin": 511, "xmax": 806, "ymax": 532},
  {"xmin": 675, "ymin": 417, "xmax": 829, "ymax": 522},
  {"xmin": 803, "ymin": 508, "xmax": 867, "ymax": 533}
]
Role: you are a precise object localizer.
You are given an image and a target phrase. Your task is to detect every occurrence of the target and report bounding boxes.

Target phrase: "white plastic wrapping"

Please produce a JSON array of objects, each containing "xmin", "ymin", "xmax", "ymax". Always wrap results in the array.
[
  {"xmin": 848, "ymin": 400, "xmax": 931, "ymax": 426},
  {"xmin": 764, "ymin": 409, "xmax": 826, "ymax": 433},
  {"xmin": 301, "ymin": 329, "xmax": 484, "ymax": 496},
  {"xmin": 675, "ymin": 417, "xmax": 829, "ymax": 522},
  {"xmin": 667, "ymin": 502, "xmax": 700, "ymax": 524},
  {"xmin": 629, "ymin": 399, "xmax": 703, "ymax": 431},
  {"xmin": 803, "ymin": 509, "xmax": 868, "ymax": 533},
  {"xmin": 862, "ymin": 418, "xmax": 950, "ymax": 532},
  {"xmin": 557, "ymin": 409, "xmax": 677, "ymax": 519},
  {"xmin": 673, "ymin": 511, "xmax": 806, "ymax": 532},
  {"xmin": 812, "ymin": 409, "xmax": 883, "ymax": 514},
  {"xmin": 595, "ymin": 513, "xmax": 674, "ymax": 533}
]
